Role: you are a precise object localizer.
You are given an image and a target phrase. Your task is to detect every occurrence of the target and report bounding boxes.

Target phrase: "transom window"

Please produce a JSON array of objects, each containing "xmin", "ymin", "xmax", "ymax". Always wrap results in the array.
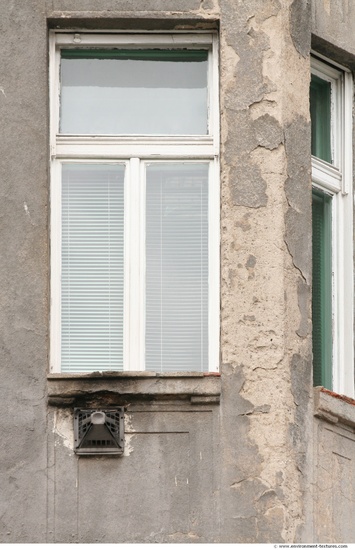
[{"xmin": 49, "ymin": 32, "xmax": 219, "ymax": 374}]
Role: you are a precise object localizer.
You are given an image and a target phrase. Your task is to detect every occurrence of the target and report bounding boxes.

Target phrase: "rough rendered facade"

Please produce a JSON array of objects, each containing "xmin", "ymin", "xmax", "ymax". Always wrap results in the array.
[{"xmin": 1, "ymin": 0, "xmax": 355, "ymax": 543}]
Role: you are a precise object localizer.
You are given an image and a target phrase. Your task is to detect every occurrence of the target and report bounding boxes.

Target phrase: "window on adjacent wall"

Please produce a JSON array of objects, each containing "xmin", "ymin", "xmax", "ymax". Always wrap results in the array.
[
  {"xmin": 310, "ymin": 55, "xmax": 354, "ymax": 397},
  {"xmin": 49, "ymin": 32, "xmax": 220, "ymax": 374}
]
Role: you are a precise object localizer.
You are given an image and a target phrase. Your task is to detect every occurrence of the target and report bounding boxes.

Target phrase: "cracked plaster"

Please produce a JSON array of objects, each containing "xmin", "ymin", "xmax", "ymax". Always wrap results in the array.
[{"xmin": 0, "ymin": 0, "xmax": 317, "ymax": 544}]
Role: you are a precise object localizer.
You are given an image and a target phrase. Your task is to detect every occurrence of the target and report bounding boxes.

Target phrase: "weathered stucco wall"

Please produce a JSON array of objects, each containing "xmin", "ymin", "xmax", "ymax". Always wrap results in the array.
[
  {"xmin": 312, "ymin": 0, "xmax": 355, "ymax": 66},
  {"xmin": 313, "ymin": 389, "xmax": 355, "ymax": 542},
  {"xmin": 219, "ymin": 0, "xmax": 313, "ymax": 542},
  {"xmin": 0, "ymin": 0, "xmax": 315, "ymax": 543},
  {"xmin": 311, "ymin": 0, "xmax": 355, "ymax": 542},
  {"xmin": 0, "ymin": 0, "xmax": 49, "ymax": 541}
]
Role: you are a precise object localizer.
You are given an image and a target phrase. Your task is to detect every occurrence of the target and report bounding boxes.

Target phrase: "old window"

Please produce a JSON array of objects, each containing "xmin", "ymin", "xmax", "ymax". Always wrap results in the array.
[
  {"xmin": 311, "ymin": 55, "xmax": 354, "ymax": 396},
  {"xmin": 49, "ymin": 31, "xmax": 219, "ymax": 374}
]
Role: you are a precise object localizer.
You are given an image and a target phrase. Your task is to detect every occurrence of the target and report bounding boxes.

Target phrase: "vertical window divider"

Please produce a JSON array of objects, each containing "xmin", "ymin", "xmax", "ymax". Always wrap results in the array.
[
  {"xmin": 331, "ymin": 190, "xmax": 339, "ymax": 390},
  {"xmin": 342, "ymin": 71, "xmax": 353, "ymax": 196},
  {"xmin": 211, "ymin": 34, "xmax": 220, "ymax": 155},
  {"xmin": 49, "ymin": 32, "xmax": 60, "ymax": 157},
  {"xmin": 140, "ymin": 160, "xmax": 147, "ymax": 372},
  {"xmin": 209, "ymin": 157, "xmax": 220, "ymax": 372},
  {"xmin": 127, "ymin": 157, "xmax": 144, "ymax": 371},
  {"xmin": 123, "ymin": 159, "xmax": 130, "ymax": 371},
  {"xmin": 330, "ymin": 77, "xmax": 337, "ymax": 167},
  {"xmin": 337, "ymin": 69, "xmax": 354, "ymax": 395}
]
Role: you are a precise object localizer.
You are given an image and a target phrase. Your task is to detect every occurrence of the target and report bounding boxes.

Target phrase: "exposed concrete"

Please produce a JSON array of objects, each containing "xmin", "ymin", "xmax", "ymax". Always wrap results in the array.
[
  {"xmin": 47, "ymin": 373, "xmax": 221, "ymax": 405},
  {"xmin": 289, "ymin": 0, "xmax": 311, "ymax": 58},
  {"xmin": 284, "ymin": 115, "xmax": 312, "ymax": 285}
]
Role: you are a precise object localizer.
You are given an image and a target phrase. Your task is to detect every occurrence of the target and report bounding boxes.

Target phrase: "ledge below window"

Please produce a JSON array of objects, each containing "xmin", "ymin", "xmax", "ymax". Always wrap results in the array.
[
  {"xmin": 314, "ymin": 386, "xmax": 355, "ymax": 429},
  {"xmin": 47, "ymin": 372, "xmax": 221, "ymax": 407}
]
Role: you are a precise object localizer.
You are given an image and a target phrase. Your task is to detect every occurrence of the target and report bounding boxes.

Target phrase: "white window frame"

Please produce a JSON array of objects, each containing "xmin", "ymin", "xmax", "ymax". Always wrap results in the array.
[
  {"xmin": 49, "ymin": 31, "xmax": 220, "ymax": 374},
  {"xmin": 311, "ymin": 54, "xmax": 354, "ymax": 397}
]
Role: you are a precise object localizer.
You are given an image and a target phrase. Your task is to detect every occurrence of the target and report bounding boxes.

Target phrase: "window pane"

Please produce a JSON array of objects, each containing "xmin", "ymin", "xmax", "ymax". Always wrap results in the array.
[
  {"xmin": 310, "ymin": 74, "xmax": 332, "ymax": 163},
  {"xmin": 60, "ymin": 49, "xmax": 208, "ymax": 135},
  {"xmin": 312, "ymin": 189, "xmax": 332, "ymax": 388},
  {"xmin": 61, "ymin": 164, "xmax": 125, "ymax": 372},
  {"xmin": 145, "ymin": 163, "xmax": 209, "ymax": 372}
]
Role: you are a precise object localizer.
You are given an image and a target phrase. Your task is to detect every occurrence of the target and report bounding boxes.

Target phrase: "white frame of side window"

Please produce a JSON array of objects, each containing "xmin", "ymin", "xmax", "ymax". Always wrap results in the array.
[
  {"xmin": 49, "ymin": 31, "xmax": 220, "ymax": 374},
  {"xmin": 311, "ymin": 54, "xmax": 354, "ymax": 397}
]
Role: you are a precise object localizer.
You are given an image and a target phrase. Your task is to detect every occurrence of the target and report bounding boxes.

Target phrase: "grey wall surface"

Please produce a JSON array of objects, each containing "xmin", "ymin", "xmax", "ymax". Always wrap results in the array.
[
  {"xmin": 0, "ymin": 0, "xmax": 48, "ymax": 542},
  {"xmin": 312, "ymin": 0, "xmax": 355, "ymax": 66},
  {"xmin": 47, "ymin": 402, "xmax": 220, "ymax": 543},
  {"xmin": 2, "ymin": 0, "xmax": 351, "ymax": 543},
  {"xmin": 313, "ymin": 389, "xmax": 355, "ymax": 542},
  {"xmin": 311, "ymin": 0, "xmax": 355, "ymax": 542}
]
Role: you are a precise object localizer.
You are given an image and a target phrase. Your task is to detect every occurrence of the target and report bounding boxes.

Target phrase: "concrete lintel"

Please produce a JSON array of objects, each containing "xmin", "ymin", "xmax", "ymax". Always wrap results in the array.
[
  {"xmin": 47, "ymin": 372, "xmax": 221, "ymax": 405},
  {"xmin": 314, "ymin": 387, "xmax": 355, "ymax": 428},
  {"xmin": 47, "ymin": 15, "xmax": 219, "ymax": 31}
]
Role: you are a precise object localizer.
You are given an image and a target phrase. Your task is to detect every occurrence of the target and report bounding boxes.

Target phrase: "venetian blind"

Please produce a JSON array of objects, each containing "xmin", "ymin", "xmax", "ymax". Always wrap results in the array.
[
  {"xmin": 312, "ymin": 190, "xmax": 332, "ymax": 388},
  {"xmin": 61, "ymin": 164, "xmax": 125, "ymax": 372},
  {"xmin": 145, "ymin": 163, "xmax": 209, "ymax": 372}
]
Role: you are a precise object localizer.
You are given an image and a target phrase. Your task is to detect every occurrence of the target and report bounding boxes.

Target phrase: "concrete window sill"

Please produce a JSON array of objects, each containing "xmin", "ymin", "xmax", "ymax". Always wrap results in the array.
[
  {"xmin": 314, "ymin": 386, "xmax": 355, "ymax": 429},
  {"xmin": 47, "ymin": 372, "xmax": 221, "ymax": 406}
]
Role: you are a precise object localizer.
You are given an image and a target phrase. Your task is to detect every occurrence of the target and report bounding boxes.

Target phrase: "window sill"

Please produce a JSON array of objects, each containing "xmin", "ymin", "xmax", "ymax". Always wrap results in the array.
[
  {"xmin": 314, "ymin": 386, "xmax": 355, "ymax": 429},
  {"xmin": 47, "ymin": 372, "xmax": 221, "ymax": 406}
]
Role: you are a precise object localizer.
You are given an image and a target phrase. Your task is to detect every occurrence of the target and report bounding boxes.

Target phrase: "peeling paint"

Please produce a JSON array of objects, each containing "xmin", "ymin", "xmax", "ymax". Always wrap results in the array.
[
  {"xmin": 289, "ymin": 0, "xmax": 311, "ymax": 58},
  {"xmin": 0, "ymin": 0, "xmax": 318, "ymax": 543},
  {"xmin": 53, "ymin": 409, "xmax": 74, "ymax": 453},
  {"xmin": 123, "ymin": 413, "xmax": 135, "ymax": 456},
  {"xmin": 23, "ymin": 202, "xmax": 35, "ymax": 225},
  {"xmin": 284, "ymin": 116, "xmax": 312, "ymax": 284},
  {"xmin": 123, "ymin": 434, "xmax": 135, "ymax": 456}
]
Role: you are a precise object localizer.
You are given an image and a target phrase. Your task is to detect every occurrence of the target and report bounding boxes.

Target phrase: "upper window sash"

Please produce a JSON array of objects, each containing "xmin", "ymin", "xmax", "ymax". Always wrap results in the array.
[
  {"xmin": 311, "ymin": 56, "xmax": 342, "ymax": 169},
  {"xmin": 49, "ymin": 32, "xmax": 219, "ymax": 151},
  {"xmin": 311, "ymin": 55, "xmax": 352, "ymax": 196}
]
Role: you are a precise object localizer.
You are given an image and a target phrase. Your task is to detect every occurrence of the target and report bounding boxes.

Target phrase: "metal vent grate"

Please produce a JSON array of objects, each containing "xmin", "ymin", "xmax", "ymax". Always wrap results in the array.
[{"xmin": 74, "ymin": 408, "xmax": 124, "ymax": 455}]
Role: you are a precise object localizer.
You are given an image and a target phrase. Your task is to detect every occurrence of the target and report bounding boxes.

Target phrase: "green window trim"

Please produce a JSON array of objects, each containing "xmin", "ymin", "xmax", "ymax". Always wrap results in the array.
[
  {"xmin": 61, "ymin": 49, "xmax": 209, "ymax": 62},
  {"xmin": 312, "ymin": 189, "xmax": 332, "ymax": 388}
]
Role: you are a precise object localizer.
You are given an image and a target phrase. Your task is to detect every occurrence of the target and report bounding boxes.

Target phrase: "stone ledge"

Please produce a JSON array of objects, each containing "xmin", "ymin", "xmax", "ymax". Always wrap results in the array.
[
  {"xmin": 47, "ymin": 372, "xmax": 221, "ymax": 406},
  {"xmin": 314, "ymin": 387, "xmax": 355, "ymax": 429}
]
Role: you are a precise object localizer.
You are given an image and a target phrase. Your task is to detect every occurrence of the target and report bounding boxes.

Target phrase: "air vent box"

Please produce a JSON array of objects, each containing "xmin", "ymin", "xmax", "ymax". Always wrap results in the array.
[{"xmin": 74, "ymin": 407, "xmax": 124, "ymax": 456}]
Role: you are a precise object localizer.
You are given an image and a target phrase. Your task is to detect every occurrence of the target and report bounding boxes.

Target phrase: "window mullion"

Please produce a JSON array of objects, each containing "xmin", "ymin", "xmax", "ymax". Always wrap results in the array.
[
  {"xmin": 342, "ymin": 71, "xmax": 353, "ymax": 195},
  {"xmin": 126, "ymin": 157, "xmax": 144, "ymax": 371},
  {"xmin": 211, "ymin": 34, "xmax": 220, "ymax": 154},
  {"xmin": 209, "ymin": 158, "xmax": 220, "ymax": 372},
  {"xmin": 333, "ymin": 190, "xmax": 354, "ymax": 397}
]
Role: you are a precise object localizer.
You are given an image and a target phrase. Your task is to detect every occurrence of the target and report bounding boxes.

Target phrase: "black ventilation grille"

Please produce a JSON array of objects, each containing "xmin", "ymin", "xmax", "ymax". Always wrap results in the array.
[{"xmin": 74, "ymin": 408, "xmax": 124, "ymax": 456}]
